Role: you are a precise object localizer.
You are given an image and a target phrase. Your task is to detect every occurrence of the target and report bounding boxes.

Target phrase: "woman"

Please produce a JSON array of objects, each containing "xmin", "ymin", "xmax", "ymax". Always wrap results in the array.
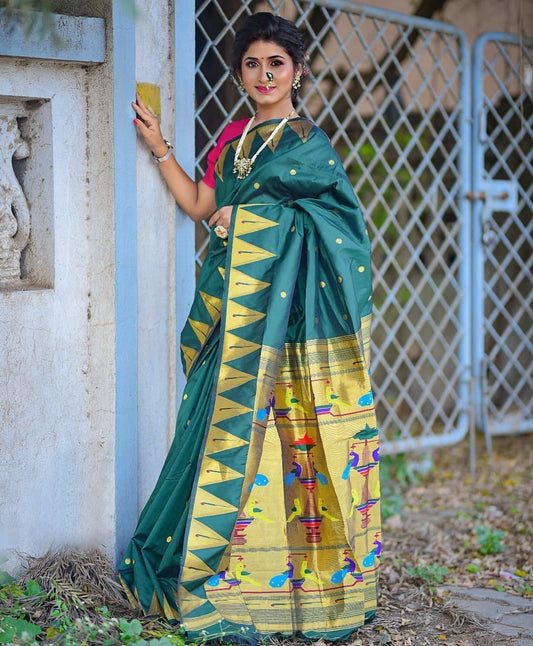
[{"xmin": 119, "ymin": 12, "xmax": 380, "ymax": 642}]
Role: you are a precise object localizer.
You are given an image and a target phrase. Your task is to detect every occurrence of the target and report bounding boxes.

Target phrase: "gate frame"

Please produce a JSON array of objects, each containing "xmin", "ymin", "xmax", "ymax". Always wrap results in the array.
[
  {"xmin": 191, "ymin": 1, "xmax": 532, "ymax": 467},
  {"xmin": 192, "ymin": 0, "xmax": 474, "ymax": 457},
  {"xmin": 471, "ymin": 31, "xmax": 533, "ymax": 452}
]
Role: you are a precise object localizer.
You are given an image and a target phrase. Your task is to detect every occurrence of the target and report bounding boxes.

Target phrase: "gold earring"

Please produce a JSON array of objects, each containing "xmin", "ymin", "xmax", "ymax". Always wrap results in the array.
[
  {"xmin": 235, "ymin": 76, "xmax": 245, "ymax": 92},
  {"xmin": 292, "ymin": 71, "xmax": 302, "ymax": 90}
]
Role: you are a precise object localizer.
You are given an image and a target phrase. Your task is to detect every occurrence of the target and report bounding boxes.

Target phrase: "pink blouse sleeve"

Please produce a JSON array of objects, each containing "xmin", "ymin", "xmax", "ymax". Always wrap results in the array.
[{"xmin": 202, "ymin": 119, "xmax": 248, "ymax": 188}]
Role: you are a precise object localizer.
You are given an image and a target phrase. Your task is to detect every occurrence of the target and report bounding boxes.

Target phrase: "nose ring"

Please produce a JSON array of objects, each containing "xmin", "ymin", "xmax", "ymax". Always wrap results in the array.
[{"xmin": 266, "ymin": 72, "xmax": 274, "ymax": 89}]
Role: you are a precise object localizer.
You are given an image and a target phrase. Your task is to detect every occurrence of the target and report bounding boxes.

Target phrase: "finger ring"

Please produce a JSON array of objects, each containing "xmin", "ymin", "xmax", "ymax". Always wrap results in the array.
[{"xmin": 214, "ymin": 225, "xmax": 228, "ymax": 239}]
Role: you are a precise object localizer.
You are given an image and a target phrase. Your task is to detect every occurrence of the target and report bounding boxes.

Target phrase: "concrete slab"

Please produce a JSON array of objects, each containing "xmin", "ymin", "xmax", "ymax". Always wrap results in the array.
[{"xmin": 441, "ymin": 585, "xmax": 533, "ymax": 645}]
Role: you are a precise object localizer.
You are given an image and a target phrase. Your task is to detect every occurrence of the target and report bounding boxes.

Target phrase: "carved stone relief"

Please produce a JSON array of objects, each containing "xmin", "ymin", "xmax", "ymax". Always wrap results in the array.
[
  {"xmin": 0, "ymin": 114, "xmax": 30, "ymax": 283},
  {"xmin": 0, "ymin": 97, "xmax": 53, "ymax": 290}
]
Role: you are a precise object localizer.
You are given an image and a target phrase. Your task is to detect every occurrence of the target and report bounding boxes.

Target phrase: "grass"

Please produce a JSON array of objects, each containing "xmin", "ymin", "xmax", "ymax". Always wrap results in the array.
[{"xmin": 0, "ymin": 550, "xmax": 197, "ymax": 645}]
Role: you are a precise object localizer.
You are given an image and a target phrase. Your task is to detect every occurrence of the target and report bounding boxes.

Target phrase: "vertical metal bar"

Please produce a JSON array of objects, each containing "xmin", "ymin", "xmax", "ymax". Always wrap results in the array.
[
  {"xmin": 113, "ymin": 0, "xmax": 138, "ymax": 564},
  {"xmin": 174, "ymin": 0, "xmax": 197, "ymax": 402},
  {"xmin": 471, "ymin": 35, "xmax": 487, "ymax": 451},
  {"xmin": 454, "ymin": 30, "xmax": 475, "ymax": 473}
]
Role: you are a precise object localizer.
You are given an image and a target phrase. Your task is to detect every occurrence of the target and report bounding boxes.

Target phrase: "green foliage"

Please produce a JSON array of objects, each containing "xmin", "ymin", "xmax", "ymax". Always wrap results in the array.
[
  {"xmin": 0, "ymin": 0, "xmax": 55, "ymax": 37},
  {"xmin": 379, "ymin": 452, "xmax": 434, "ymax": 520},
  {"xmin": 0, "ymin": 568, "xmax": 229, "ymax": 645},
  {"xmin": 475, "ymin": 524, "xmax": 505, "ymax": 555},
  {"xmin": 118, "ymin": 618, "xmax": 143, "ymax": 641},
  {"xmin": 50, "ymin": 599, "xmax": 74, "ymax": 633},
  {"xmin": 0, "ymin": 0, "xmax": 138, "ymax": 41},
  {"xmin": 406, "ymin": 563, "xmax": 449, "ymax": 584},
  {"xmin": 0, "ymin": 616, "xmax": 41, "ymax": 643},
  {"xmin": 465, "ymin": 564, "xmax": 482, "ymax": 573},
  {"xmin": 380, "ymin": 485, "xmax": 404, "ymax": 519}
]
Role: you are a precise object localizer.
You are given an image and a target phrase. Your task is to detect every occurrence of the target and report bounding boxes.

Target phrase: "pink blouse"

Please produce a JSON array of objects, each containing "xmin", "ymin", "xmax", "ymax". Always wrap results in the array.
[{"xmin": 202, "ymin": 118, "xmax": 249, "ymax": 188}]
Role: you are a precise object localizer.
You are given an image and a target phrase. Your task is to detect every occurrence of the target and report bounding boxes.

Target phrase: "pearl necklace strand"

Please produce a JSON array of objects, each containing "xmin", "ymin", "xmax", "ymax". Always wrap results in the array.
[{"xmin": 233, "ymin": 111, "xmax": 295, "ymax": 180}]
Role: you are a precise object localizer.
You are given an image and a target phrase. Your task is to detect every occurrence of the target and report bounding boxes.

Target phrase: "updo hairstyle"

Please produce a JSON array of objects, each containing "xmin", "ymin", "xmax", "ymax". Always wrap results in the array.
[{"xmin": 230, "ymin": 12, "xmax": 307, "ymax": 103}]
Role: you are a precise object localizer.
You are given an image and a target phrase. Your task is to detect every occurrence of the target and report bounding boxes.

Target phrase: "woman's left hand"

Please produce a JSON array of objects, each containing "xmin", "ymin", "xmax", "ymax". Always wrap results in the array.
[{"xmin": 208, "ymin": 205, "xmax": 233, "ymax": 237}]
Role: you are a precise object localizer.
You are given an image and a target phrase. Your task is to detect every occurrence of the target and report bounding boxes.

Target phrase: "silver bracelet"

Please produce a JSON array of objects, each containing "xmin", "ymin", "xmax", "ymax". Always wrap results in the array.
[{"xmin": 152, "ymin": 139, "xmax": 173, "ymax": 163}]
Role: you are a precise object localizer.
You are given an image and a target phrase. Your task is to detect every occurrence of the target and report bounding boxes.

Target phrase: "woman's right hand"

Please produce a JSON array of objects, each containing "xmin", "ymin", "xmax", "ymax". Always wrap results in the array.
[{"xmin": 132, "ymin": 92, "xmax": 169, "ymax": 158}]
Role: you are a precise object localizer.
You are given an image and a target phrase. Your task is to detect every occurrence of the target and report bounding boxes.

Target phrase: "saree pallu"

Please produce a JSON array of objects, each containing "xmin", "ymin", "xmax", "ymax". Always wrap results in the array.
[{"xmin": 119, "ymin": 118, "xmax": 381, "ymax": 641}]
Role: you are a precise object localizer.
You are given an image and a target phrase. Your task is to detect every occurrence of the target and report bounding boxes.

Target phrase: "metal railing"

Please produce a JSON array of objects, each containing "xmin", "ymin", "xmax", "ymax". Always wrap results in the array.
[
  {"xmin": 471, "ymin": 33, "xmax": 533, "ymax": 448},
  {"xmin": 193, "ymin": 1, "xmax": 529, "ymax": 456}
]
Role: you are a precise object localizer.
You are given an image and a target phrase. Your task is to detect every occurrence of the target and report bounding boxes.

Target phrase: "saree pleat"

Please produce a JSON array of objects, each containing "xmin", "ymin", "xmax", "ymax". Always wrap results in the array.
[{"xmin": 119, "ymin": 118, "xmax": 380, "ymax": 640}]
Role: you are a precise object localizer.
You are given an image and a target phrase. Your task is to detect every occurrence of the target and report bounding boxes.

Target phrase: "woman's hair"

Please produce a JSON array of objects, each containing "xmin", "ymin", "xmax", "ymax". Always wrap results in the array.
[{"xmin": 230, "ymin": 12, "xmax": 307, "ymax": 102}]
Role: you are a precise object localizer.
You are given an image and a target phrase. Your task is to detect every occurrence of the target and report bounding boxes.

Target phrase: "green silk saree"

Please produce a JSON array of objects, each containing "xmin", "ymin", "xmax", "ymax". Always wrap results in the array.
[{"xmin": 119, "ymin": 118, "xmax": 381, "ymax": 641}]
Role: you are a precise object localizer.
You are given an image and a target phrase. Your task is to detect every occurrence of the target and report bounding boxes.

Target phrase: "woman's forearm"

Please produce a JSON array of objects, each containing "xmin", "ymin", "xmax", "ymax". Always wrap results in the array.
[
  {"xmin": 156, "ymin": 154, "xmax": 215, "ymax": 221},
  {"xmin": 132, "ymin": 92, "xmax": 216, "ymax": 221}
]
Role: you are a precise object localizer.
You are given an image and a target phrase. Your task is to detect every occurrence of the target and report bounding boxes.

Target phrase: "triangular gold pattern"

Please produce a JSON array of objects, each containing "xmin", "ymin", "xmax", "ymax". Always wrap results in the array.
[
  {"xmin": 188, "ymin": 517, "xmax": 231, "ymax": 547},
  {"xmin": 233, "ymin": 206, "xmax": 279, "ymax": 236},
  {"xmin": 228, "ymin": 268, "xmax": 271, "ymax": 299},
  {"xmin": 217, "ymin": 364, "xmax": 255, "ymax": 393},
  {"xmin": 224, "ymin": 301, "xmax": 265, "ymax": 331},
  {"xmin": 180, "ymin": 552, "xmax": 217, "ymax": 579},
  {"xmin": 221, "ymin": 332, "xmax": 261, "ymax": 361},
  {"xmin": 188, "ymin": 319, "xmax": 211, "ymax": 344},
  {"xmin": 231, "ymin": 237, "xmax": 276, "ymax": 268},
  {"xmin": 180, "ymin": 344, "xmax": 197, "ymax": 374},
  {"xmin": 211, "ymin": 394, "xmax": 252, "ymax": 425},
  {"xmin": 190, "ymin": 485, "xmax": 240, "ymax": 513},
  {"xmin": 257, "ymin": 122, "xmax": 286, "ymax": 151},
  {"xmin": 215, "ymin": 144, "xmax": 230, "ymax": 182},
  {"xmin": 162, "ymin": 597, "xmax": 180, "ymax": 621},
  {"xmin": 287, "ymin": 118, "xmax": 314, "ymax": 142},
  {"xmin": 199, "ymin": 454, "xmax": 246, "ymax": 483},
  {"xmin": 178, "ymin": 584, "xmax": 209, "ymax": 613},
  {"xmin": 199, "ymin": 291, "xmax": 222, "ymax": 323}
]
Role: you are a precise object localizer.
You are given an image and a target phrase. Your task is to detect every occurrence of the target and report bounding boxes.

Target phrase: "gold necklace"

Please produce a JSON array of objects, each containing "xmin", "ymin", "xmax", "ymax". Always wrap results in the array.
[{"xmin": 233, "ymin": 111, "xmax": 296, "ymax": 180}]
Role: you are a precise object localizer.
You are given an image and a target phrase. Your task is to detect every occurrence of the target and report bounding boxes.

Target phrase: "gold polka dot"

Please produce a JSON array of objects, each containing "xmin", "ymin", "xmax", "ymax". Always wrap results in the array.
[
  {"xmin": 358, "ymin": 266, "xmax": 366, "ymax": 273},
  {"xmin": 320, "ymin": 281, "xmax": 326, "ymax": 288},
  {"xmin": 223, "ymin": 241, "xmax": 228, "ymax": 247},
  {"xmin": 336, "ymin": 238, "xmax": 342, "ymax": 244},
  {"xmin": 166, "ymin": 536, "xmax": 172, "ymax": 543},
  {"xmin": 315, "ymin": 317, "xmax": 319, "ymax": 324},
  {"xmin": 290, "ymin": 169, "xmax": 296, "ymax": 175},
  {"xmin": 124, "ymin": 558, "xmax": 131, "ymax": 565},
  {"xmin": 368, "ymin": 295, "xmax": 372, "ymax": 301},
  {"xmin": 365, "ymin": 228, "xmax": 369, "ymax": 235},
  {"xmin": 288, "ymin": 199, "xmax": 293, "ymax": 205},
  {"xmin": 338, "ymin": 276, "xmax": 343, "ymax": 283},
  {"xmin": 187, "ymin": 419, "xmax": 191, "ymax": 426},
  {"xmin": 183, "ymin": 393, "xmax": 188, "ymax": 400},
  {"xmin": 254, "ymin": 182, "xmax": 260, "ymax": 189},
  {"xmin": 329, "ymin": 159, "xmax": 335, "ymax": 165},
  {"xmin": 343, "ymin": 314, "xmax": 348, "ymax": 320},
  {"xmin": 280, "ymin": 291, "xmax": 287, "ymax": 298},
  {"xmin": 290, "ymin": 225, "xmax": 295, "ymax": 232}
]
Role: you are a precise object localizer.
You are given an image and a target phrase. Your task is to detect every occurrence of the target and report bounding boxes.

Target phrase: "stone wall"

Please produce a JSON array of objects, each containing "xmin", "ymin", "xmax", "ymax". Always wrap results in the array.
[{"xmin": 0, "ymin": 0, "xmax": 184, "ymax": 569}]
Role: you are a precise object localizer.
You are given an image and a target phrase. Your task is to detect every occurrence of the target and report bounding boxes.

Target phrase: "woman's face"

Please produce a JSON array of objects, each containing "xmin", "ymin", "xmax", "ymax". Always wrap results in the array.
[{"xmin": 240, "ymin": 39, "xmax": 299, "ymax": 110}]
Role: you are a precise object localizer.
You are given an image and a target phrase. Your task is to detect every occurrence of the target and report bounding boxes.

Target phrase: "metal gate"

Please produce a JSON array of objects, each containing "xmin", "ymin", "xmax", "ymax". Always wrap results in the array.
[
  {"xmin": 471, "ymin": 33, "xmax": 533, "ymax": 449},
  {"xmin": 193, "ymin": 1, "xmax": 530, "ymax": 455}
]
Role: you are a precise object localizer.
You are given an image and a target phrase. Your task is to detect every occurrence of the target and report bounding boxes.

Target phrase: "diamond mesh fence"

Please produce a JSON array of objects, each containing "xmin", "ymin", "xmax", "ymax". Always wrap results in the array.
[
  {"xmin": 473, "ymin": 35, "xmax": 533, "ymax": 438},
  {"xmin": 194, "ymin": 0, "xmax": 471, "ymax": 453}
]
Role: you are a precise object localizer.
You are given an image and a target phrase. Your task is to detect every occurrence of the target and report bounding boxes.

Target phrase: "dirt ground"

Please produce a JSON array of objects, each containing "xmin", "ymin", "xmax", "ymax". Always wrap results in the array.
[
  {"xmin": 7, "ymin": 433, "xmax": 531, "ymax": 646},
  {"xmin": 335, "ymin": 432, "xmax": 533, "ymax": 646}
]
